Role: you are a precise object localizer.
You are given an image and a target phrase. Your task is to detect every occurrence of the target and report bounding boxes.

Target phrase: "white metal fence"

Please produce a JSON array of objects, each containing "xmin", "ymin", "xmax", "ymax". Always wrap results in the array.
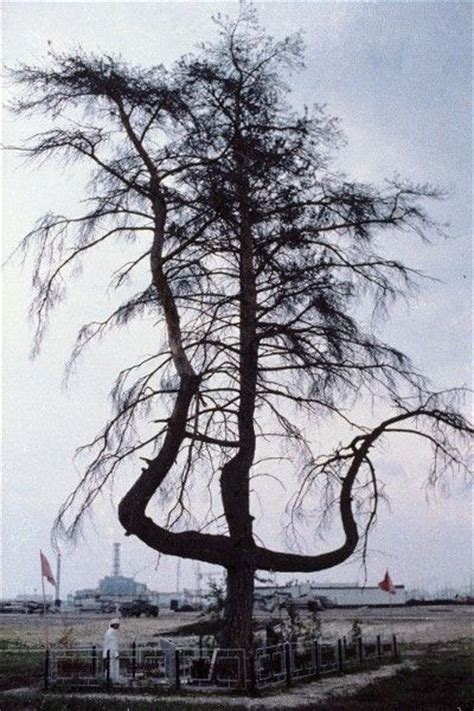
[{"xmin": 40, "ymin": 633, "xmax": 398, "ymax": 692}]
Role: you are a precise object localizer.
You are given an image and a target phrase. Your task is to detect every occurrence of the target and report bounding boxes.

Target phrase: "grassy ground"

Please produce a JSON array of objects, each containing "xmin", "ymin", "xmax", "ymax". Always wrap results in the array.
[
  {"xmin": 0, "ymin": 698, "xmax": 226, "ymax": 710},
  {"xmin": 0, "ymin": 639, "xmax": 471, "ymax": 709},
  {"xmin": 317, "ymin": 638, "xmax": 473, "ymax": 711},
  {"xmin": 0, "ymin": 640, "xmax": 44, "ymax": 692}
]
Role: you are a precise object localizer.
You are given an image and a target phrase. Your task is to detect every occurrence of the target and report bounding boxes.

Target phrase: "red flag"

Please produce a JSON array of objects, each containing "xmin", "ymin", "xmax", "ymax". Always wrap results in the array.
[
  {"xmin": 378, "ymin": 570, "xmax": 396, "ymax": 594},
  {"xmin": 40, "ymin": 551, "xmax": 56, "ymax": 587}
]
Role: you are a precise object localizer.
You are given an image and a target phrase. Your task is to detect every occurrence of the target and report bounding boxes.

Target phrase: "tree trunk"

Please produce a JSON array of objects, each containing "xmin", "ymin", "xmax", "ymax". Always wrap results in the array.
[{"xmin": 221, "ymin": 565, "xmax": 255, "ymax": 650}]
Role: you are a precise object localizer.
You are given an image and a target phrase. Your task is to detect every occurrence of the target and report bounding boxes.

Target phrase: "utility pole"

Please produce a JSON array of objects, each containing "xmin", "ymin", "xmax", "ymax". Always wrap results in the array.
[
  {"xmin": 55, "ymin": 553, "xmax": 61, "ymax": 605},
  {"xmin": 113, "ymin": 543, "xmax": 121, "ymax": 577},
  {"xmin": 196, "ymin": 563, "xmax": 203, "ymax": 597},
  {"xmin": 176, "ymin": 559, "xmax": 181, "ymax": 594}
]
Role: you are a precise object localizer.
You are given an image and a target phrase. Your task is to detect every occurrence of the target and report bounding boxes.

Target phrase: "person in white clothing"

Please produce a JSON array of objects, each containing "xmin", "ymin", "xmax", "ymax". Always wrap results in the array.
[{"xmin": 103, "ymin": 618, "xmax": 121, "ymax": 682}]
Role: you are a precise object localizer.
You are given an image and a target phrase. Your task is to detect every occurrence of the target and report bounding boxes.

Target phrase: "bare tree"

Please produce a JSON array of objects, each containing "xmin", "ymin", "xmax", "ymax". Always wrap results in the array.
[{"xmin": 8, "ymin": 7, "xmax": 471, "ymax": 649}]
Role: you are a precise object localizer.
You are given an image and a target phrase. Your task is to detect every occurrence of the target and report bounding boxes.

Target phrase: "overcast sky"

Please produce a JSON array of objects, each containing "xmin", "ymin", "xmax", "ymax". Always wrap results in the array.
[{"xmin": 2, "ymin": 1, "xmax": 472, "ymax": 600}]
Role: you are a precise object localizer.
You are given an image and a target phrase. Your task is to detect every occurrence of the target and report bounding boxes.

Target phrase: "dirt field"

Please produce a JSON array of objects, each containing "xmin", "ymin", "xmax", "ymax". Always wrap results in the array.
[
  {"xmin": 0, "ymin": 608, "xmax": 471, "ymax": 708},
  {"xmin": 0, "ymin": 604, "xmax": 471, "ymax": 649}
]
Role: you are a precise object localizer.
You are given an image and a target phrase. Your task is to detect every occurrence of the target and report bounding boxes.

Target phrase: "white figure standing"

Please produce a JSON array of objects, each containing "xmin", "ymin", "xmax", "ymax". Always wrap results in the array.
[{"xmin": 103, "ymin": 618, "xmax": 121, "ymax": 682}]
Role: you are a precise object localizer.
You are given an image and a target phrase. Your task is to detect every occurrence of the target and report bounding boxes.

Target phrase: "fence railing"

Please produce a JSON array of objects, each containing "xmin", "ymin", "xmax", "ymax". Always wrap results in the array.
[{"xmin": 43, "ymin": 634, "xmax": 398, "ymax": 692}]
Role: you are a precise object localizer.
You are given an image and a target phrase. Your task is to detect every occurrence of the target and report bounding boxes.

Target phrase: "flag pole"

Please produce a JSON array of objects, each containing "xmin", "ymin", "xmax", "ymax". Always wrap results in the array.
[
  {"xmin": 40, "ymin": 552, "xmax": 50, "ymax": 650},
  {"xmin": 378, "ymin": 570, "xmax": 395, "ymax": 638},
  {"xmin": 389, "ymin": 589, "xmax": 393, "ymax": 634}
]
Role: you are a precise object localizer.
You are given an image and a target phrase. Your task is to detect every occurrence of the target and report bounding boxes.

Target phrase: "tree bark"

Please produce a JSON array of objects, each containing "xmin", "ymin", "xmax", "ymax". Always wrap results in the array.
[
  {"xmin": 221, "ymin": 565, "xmax": 255, "ymax": 650},
  {"xmin": 218, "ymin": 128, "xmax": 259, "ymax": 647}
]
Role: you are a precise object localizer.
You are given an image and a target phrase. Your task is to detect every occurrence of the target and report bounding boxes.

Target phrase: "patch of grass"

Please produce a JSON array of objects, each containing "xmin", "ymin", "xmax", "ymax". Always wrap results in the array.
[
  {"xmin": 317, "ymin": 638, "xmax": 473, "ymax": 711},
  {"xmin": 0, "ymin": 645, "xmax": 44, "ymax": 691},
  {"xmin": 0, "ymin": 694, "xmax": 240, "ymax": 711},
  {"xmin": 0, "ymin": 639, "xmax": 32, "ymax": 651}
]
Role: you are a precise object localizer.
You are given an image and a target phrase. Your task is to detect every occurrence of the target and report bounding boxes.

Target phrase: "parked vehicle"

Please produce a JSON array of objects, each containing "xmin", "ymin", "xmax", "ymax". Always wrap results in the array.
[
  {"xmin": 120, "ymin": 599, "xmax": 159, "ymax": 618},
  {"xmin": 76, "ymin": 601, "xmax": 102, "ymax": 613},
  {"xmin": 0, "ymin": 601, "xmax": 28, "ymax": 614},
  {"xmin": 99, "ymin": 601, "xmax": 117, "ymax": 614},
  {"xmin": 25, "ymin": 601, "xmax": 46, "ymax": 614},
  {"xmin": 279, "ymin": 595, "xmax": 323, "ymax": 612},
  {"xmin": 306, "ymin": 598, "xmax": 325, "ymax": 612},
  {"xmin": 314, "ymin": 595, "xmax": 337, "ymax": 609}
]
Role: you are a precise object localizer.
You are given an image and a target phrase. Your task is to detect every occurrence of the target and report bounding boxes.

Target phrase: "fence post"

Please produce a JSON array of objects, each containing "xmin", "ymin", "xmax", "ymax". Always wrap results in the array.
[
  {"xmin": 392, "ymin": 634, "xmax": 399, "ymax": 660},
  {"xmin": 248, "ymin": 650, "xmax": 256, "ymax": 693},
  {"xmin": 132, "ymin": 641, "xmax": 137, "ymax": 679},
  {"xmin": 106, "ymin": 649, "xmax": 111, "ymax": 688},
  {"xmin": 175, "ymin": 649, "xmax": 181, "ymax": 691},
  {"xmin": 313, "ymin": 640, "xmax": 320, "ymax": 676},
  {"xmin": 91, "ymin": 645, "xmax": 97, "ymax": 677},
  {"xmin": 285, "ymin": 643, "xmax": 292, "ymax": 687},
  {"xmin": 357, "ymin": 636, "xmax": 364, "ymax": 666},
  {"xmin": 44, "ymin": 648, "xmax": 50, "ymax": 691},
  {"xmin": 376, "ymin": 634, "xmax": 382, "ymax": 660},
  {"xmin": 337, "ymin": 639, "xmax": 344, "ymax": 673}
]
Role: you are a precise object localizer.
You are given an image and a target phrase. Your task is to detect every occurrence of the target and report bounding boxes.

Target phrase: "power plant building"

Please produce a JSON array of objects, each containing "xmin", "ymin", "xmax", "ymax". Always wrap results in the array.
[
  {"xmin": 97, "ymin": 575, "xmax": 148, "ymax": 598},
  {"xmin": 71, "ymin": 543, "xmax": 155, "ymax": 609}
]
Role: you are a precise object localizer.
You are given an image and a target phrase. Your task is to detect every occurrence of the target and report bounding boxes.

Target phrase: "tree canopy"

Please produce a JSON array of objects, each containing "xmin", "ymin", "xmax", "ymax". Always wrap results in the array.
[{"xmin": 8, "ymin": 7, "xmax": 472, "ymax": 647}]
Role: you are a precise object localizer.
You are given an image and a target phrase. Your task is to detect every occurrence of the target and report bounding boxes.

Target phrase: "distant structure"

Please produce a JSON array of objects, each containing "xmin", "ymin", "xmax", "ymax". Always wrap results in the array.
[
  {"xmin": 71, "ymin": 542, "xmax": 154, "ymax": 610},
  {"xmin": 69, "ymin": 544, "xmax": 210, "ymax": 611},
  {"xmin": 97, "ymin": 574, "xmax": 148, "ymax": 598},
  {"xmin": 97, "ymin": 541, "xmax": 148, "ymax": 597},
  {"xmin": 113, "ymin": 543, "xmax": 121, "ymax": 577},
  {"xmin": 255, "ymin": 581, "xmax": 407, "ymax": 608}
]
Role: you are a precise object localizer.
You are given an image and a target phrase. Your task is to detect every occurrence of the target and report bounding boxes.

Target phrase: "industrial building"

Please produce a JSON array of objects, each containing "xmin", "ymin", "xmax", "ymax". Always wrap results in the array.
[
  {"xmin": 71, "ymin": 543, "xmax": 158, "ymax": 610},
  {"xmin": 70, "ymin": 546, "xmax": 216, "ymax": 611},
  {"xmin": 255, "ymin": 581, "xmax": 407, "ymax": 607},
  {"xmin": 313, "ymin": 583, "xmax": 406, "ymax": 606}
]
